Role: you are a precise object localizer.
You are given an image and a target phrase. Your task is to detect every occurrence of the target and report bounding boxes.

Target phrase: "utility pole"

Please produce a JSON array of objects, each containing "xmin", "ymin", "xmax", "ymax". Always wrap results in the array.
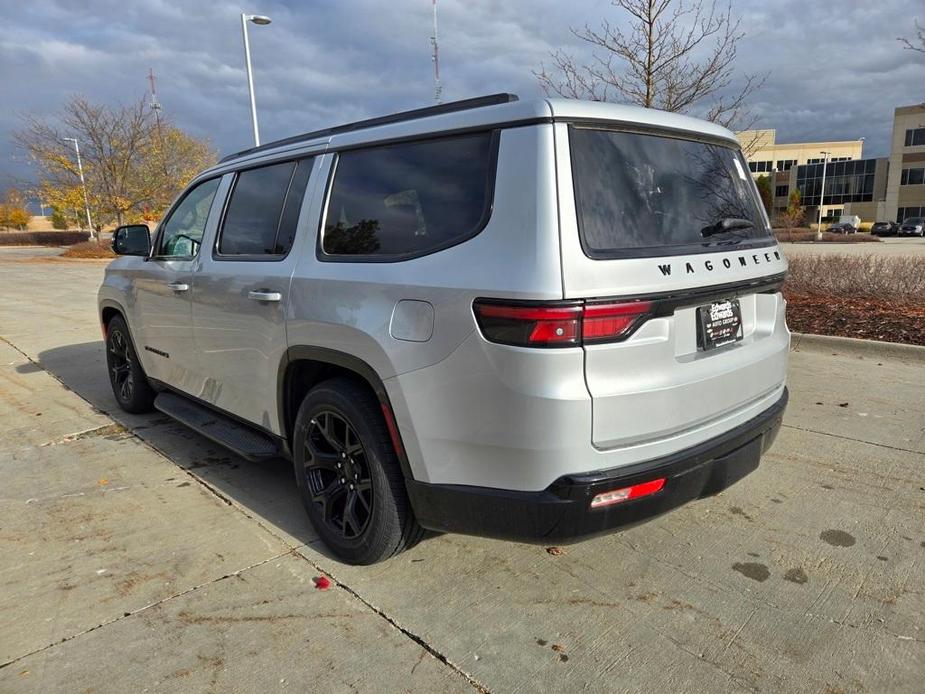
[
  {"xmin": 63, "ymin": 137, "xmax": 94, "ymax": 237},
  {"xmin": 430, "ymin": 0, "xmax": 442, "ymax": 103},
  {"xmin": 148, "ymin": 68, "xmax": 163, "ymax": 133}
]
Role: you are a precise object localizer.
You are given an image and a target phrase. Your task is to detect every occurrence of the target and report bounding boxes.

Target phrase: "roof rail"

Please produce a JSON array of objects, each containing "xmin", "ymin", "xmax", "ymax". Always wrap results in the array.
[{"xmin": 219, "ymin": 93, "xmax": 520, "ymax": 164}]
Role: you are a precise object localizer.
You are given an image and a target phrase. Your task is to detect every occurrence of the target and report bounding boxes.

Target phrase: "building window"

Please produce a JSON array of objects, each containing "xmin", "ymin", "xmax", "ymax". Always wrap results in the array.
[
  {"xmin": 898, "ymin": 206, "xmax": 925, "ymax": 221},
  {"xmin": 794, "ymin": 159, "xmax": 877, "ymax": 206},
  {"xmin": 748, "ymin": 160, "xmax": 773, "ymax": 173},
  {"xmin": 775, "ymin": 185, "xmax": 788, "ymax": 197},
  {"xmin": 775, "ymin": 159, "xmax": 796, "ymax": 171},
  {"xmin": 901, "ymin": 167, "xmax": 925, "ymax": 185},
  {"xmin": 904, "ymin": 128, "xmax": 925, "ymax": 147}
]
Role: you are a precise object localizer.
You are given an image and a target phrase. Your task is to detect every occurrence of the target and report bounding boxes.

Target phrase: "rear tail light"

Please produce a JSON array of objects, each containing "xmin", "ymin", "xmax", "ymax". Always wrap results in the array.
[
  {"xmin": 582, "ymin": 301, "xmax": 653, "ymax": 344},
  {"xmin": 590, "ymin": 478, "xmax": 665, "ymax": 509},
  {"xmin": 473, "ymin": 299, "xmax": 652, "ymax": 348},
  {"xmin": 473, "ymin": 303, "xmax": 582, "ymax": 347}
]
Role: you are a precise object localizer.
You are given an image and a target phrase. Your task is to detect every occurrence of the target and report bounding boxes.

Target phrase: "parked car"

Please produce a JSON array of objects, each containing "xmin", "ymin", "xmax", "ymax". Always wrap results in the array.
[
  {"xmin": 898, "ymin": 217, "xmax": 925, "ymax": 237},
  {"xmin": 827, "ymin": 222, "xmax": 858, "ymax": 234},
  {"xmin": 871, "ymin": 221, "xmax": 899, "ymax": 236},
  {"xmin": 99, "ymin": 94, "xmax": 789, "ymax": 564}
]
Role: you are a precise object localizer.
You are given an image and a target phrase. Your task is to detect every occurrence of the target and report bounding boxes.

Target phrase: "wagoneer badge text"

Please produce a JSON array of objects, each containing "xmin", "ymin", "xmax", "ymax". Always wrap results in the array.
[{"xmin": 658, "ymin": 250, "xmax": 782, "ymax": 277}]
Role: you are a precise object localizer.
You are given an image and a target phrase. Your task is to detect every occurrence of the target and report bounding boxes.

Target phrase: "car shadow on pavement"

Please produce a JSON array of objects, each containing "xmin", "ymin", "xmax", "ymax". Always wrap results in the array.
[{"xmin": 34, "ymin": 340, "xmax": 354, "ymax": 558}]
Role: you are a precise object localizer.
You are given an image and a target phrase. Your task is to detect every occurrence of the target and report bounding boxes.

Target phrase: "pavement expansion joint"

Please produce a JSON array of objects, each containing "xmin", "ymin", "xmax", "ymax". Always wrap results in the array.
[
  {"xmin": 290, "ymin": 549, "xmax": 491, "ymax": 694},
  {"xmin": 0, "ymin": 550, "xmax": 294, "ymax": 671},
  {"xmin": 781, "ymin": 423, "xmax": 924, "ymax": 456}
]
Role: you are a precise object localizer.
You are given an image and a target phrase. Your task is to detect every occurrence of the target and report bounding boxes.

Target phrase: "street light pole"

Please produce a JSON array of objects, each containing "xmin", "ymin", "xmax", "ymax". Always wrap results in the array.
[
  {"xmin": 63, "ymin": 137, "xmax": 94, "ymax": 236},
  {"xmin": 815, "ymin": 151, "xmax": 830, "ymax": 240},
  {"xmin": 241, "ymin": 13, "xmax": 272, "ymax": 146}
]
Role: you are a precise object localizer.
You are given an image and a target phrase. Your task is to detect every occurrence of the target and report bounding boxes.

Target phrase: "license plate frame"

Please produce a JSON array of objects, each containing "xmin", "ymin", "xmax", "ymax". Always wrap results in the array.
[{"xmin": 697, "ymin": 299, "xmax": 743, "ymax": 351}]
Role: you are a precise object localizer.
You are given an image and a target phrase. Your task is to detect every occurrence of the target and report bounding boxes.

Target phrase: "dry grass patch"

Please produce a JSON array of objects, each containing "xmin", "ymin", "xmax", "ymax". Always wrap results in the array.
[
  {"xmin": 785, "ymin": 255, "xmax": 925, "ymax": 302},
  {"xmin": 784, "ymin": 255, "xmax": 925, "ymax": 345}
]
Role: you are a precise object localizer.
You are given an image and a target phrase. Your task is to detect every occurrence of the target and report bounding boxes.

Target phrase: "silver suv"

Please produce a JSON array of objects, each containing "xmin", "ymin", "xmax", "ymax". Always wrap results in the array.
[{"xmin": 99, "ymin": 94, "xmax": 789, "ymax": 564}]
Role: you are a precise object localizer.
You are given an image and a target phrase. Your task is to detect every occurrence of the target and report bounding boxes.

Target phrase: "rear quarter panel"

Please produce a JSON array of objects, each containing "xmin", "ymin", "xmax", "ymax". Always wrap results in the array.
[{"xmin": 286, "ymin": 124, "xmax": 563, "ymax": 481}]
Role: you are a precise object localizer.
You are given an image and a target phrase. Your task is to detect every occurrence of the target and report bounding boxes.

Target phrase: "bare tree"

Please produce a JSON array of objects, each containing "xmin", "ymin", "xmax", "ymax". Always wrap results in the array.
[
  {"xmin": 14, "ymin": 96, "xmax": 215, "ymax": 228},
  {"xmin": 535, "ymin": 0, "xmax": 766, "ymax": 129},
  {"xmin": 898, "ymin": 19, "xmax": 925, "ymax": 54},
  {"xmin": 778, "ymin": 189, "xmax": 805, "ymax": 231}
]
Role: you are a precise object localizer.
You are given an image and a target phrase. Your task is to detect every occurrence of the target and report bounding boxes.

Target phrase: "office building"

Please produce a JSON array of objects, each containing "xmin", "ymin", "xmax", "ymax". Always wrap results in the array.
[{"xmin": 884, "ymin": 103, "xmax": 925, "ymax": 222}]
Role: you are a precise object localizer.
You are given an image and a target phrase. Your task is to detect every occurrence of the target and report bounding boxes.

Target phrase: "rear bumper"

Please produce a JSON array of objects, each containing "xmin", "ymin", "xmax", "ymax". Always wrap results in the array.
[{"xmin": 406, "ymin": 387, "xmax": 787, "ymax": 543}]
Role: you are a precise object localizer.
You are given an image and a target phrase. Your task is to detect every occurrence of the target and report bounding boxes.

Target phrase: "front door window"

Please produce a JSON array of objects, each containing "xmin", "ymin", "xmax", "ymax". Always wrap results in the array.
[{"xmin": 156, "ymin": 178, "xmax": 221, "ymax": 258}]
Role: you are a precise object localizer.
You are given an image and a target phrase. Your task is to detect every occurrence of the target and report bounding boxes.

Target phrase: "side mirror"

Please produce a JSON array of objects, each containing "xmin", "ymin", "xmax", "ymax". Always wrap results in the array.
[{"xmin": 112, "ymin": 224, "xmax": 151, "ymax": 256}]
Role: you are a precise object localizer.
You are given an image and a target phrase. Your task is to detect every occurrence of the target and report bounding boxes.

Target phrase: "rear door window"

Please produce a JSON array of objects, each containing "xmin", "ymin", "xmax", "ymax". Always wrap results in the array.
[
  {"xmin": 569, "ymin": 127, "xmax": 772, "ymax": 258},
  {"xmin": 217, "ymin": 157, "xmax": 314, "ymax": 257},
  {"xmin": 321, "ymin": 132, "xmax": 495, "ymax": 260}
]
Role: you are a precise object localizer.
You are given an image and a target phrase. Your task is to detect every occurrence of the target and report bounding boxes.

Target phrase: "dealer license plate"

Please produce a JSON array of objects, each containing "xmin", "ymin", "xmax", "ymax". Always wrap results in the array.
[{"xmin": 697, "ymin": 299, "xmax": 743, "ymax": 351}]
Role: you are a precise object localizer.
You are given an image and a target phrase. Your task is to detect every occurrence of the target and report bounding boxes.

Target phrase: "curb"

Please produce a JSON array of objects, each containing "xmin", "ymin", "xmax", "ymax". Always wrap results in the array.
[{"xmin": 790, "ymin": 332, "xmax": 925, "ymax": 363}]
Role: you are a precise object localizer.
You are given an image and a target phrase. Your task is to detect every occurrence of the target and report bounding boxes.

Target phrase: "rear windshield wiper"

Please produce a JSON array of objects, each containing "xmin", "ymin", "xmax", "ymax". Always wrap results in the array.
[{"xmin": 701, "ymin": 218, "xmax": 754, "ymax": 238}]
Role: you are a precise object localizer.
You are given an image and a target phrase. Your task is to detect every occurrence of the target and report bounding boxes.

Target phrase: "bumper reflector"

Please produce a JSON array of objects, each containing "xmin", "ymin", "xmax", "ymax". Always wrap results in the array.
[{"xmin": 590, "ymin": 478, "xmax": 666, "ymax": 509}]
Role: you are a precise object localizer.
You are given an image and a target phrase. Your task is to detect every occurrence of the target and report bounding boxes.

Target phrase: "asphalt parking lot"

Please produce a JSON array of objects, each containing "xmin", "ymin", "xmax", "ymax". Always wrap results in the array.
[{"xmin": 1, "ymin": 249, "xmax": 923, "ymax": 693}]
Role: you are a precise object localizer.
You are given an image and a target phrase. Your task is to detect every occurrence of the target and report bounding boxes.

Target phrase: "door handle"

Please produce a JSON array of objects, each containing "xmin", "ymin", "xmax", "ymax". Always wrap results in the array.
[
  {"xmin": 166, "ymin": 282, "xmax": 189, "ymax": 292},
  {"xmin": 248, "ymin": 290, "xmax": 282, "ymax": 303}
]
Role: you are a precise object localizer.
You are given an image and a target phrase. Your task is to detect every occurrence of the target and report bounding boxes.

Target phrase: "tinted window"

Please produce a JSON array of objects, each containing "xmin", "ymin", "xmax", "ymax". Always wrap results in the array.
[
  {"xmin": 322, "ymin": 133, "xmax": 494, "ymax": 258},
  {"xmin": 218, "ymin": 159, "xmax": 312, "ymax": 256},
  {"xmin": 570, "ymin": 128, "xmax": 771, "ymax": 258},
  {"xmin": 157, "ymin": 178, "xmax": 221, "ymax": 258},
  {"xmin": 274, "ymin": 159, "xmax": 314, "ymax": 254}
]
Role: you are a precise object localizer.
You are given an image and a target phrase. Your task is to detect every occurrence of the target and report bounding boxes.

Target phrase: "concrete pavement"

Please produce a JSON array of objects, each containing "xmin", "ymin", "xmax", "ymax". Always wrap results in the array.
[{"xmin": 0, "ymin": 250, "xmax": 922, "ymax": 692}]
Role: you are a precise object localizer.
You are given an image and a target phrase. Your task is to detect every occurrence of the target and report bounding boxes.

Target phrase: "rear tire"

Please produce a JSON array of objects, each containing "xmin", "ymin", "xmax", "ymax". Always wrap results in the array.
[
  {"xmin": 293, "ymin": 378, "xmax": 423, "ymax": 564},
  {"xmin": 105, "ymin": 315, "xmax": 155, "ymax": 414}
]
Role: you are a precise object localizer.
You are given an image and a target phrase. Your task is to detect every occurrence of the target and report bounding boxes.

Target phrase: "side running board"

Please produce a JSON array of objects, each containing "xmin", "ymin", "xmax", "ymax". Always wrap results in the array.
[{"xmin": 154, "ymin": 392, "xmax": 280, "ymax": 461}]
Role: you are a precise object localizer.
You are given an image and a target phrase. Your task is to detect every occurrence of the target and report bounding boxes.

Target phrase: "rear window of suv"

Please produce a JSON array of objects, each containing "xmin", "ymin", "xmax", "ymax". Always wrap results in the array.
[
  {"xmin": 569, "ymin": 127, "xmax": 773, "ymax": 259},
  {"xmin": 321, "ymin": 132, "xmax": 495, "ymax": 260}
]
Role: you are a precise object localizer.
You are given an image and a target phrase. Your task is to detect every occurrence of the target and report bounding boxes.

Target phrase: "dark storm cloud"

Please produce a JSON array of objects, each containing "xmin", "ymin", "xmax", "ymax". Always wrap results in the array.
[{"xmin": 2, "ymin": 0, "xmax": 922, "ymax": 190}]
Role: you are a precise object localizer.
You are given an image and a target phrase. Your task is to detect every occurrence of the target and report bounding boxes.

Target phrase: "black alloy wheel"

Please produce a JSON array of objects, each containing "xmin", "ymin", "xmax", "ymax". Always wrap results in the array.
[
  {"xmin": 104, "ymin": 315, "xmax": 155, "ymax": 413},
  {"xmin": 303, "ymin": 410, "xmax": 374, "ymax": 539},
  {"xmin": 108, "ymin": 328, "xmax": 135, "ymax": 402},
  {"xmin": 292, "ymin": 378, "xmax": 423, "ymax": 564}
]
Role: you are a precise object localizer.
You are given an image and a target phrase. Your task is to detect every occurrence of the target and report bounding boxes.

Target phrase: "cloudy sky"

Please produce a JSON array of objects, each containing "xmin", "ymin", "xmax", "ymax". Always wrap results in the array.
[{"xmin": 2, "ymin": 0, "xmax": 923, "ymax": 199}]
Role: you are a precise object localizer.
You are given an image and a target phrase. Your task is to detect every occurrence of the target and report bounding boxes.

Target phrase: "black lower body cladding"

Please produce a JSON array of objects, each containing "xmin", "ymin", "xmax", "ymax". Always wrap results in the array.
[{"xmin": 406, "ymin": 388, "xmax": 788, "ymax": 543}]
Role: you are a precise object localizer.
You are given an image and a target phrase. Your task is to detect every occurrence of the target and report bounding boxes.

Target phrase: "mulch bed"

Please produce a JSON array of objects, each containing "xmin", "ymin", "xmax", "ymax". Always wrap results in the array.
[
  {"xmin": 784, "ymin": 291, "xmax": 925, "ymax": 346},
  {"xmin": 60, "ymin": 240, "xmax": 116, "ymax": 259}
]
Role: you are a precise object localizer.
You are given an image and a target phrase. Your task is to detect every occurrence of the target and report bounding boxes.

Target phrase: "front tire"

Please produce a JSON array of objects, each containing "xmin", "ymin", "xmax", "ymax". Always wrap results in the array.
[
  {"xmin": 293, "ymin": 378, "xmax": 423, "ymax": 564},
  {"xmin": 105, "ymin": 315, "xmax": 155, "ymax": 414}
]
